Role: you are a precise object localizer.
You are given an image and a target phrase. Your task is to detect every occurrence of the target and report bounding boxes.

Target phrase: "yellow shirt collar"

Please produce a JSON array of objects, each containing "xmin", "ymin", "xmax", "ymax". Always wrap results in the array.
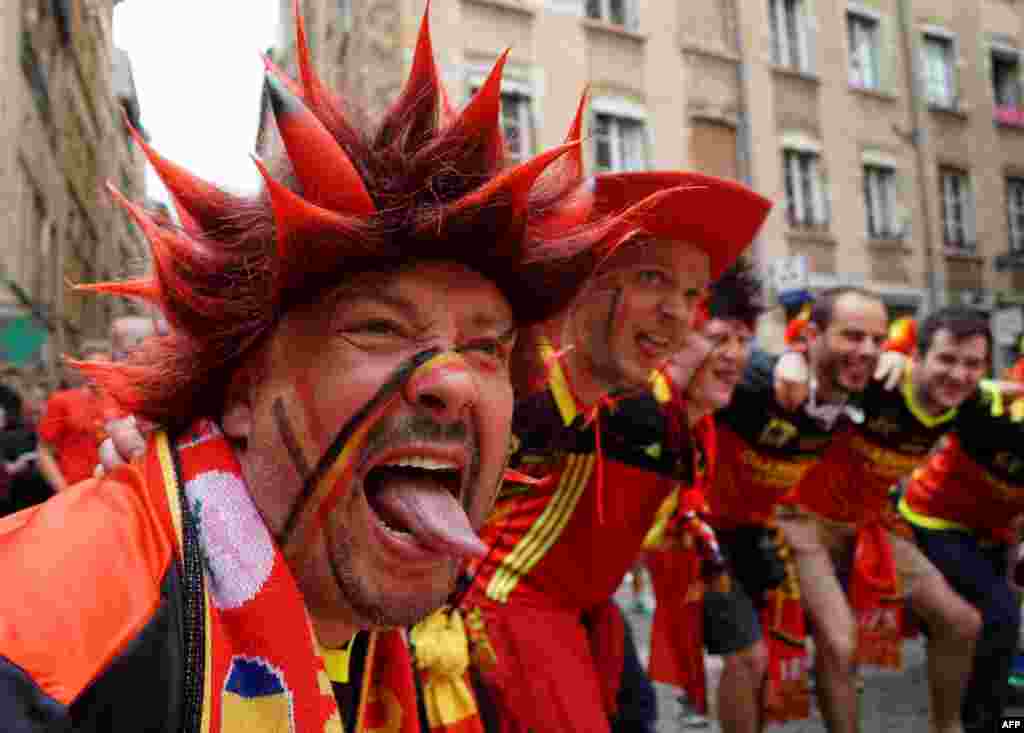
[{"xmin": 901, "ymin": 362, "xmax": 957, "ymax": 428}]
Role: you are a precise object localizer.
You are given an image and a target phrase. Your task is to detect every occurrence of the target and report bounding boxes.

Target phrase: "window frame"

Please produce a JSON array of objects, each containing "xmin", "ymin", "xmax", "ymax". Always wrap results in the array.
[
  {"xmin": 499, "ymin": 91, "xmax": 534, "ymax": 165},
  {"xmin": 862, "ymin": 164, "xmax": 899, "ymax": 239},
  {"xmin": 770, "ymin": 0, "xmax": 812, "ymax": 73},
  {"xmin": 1008, "ymin": 177, "xmax": 1024, "ymax": 253},
  {"xmin": 922, "ymin": 31, "xmax": 957, "ymax": 109},
  {"xmin": 991, "ymin": 45, "xmax": 1022, "ymax": 108},
  {"xmin": 939, "ymin": 166, "xmax": 975, "ymax": 251},
  {"xmin": 782, "ymin": 147, "xmax": 828, "ymax": 230},
  {"xmin": 847, "ymin": 9, "xmax": 881, "ymax": 90},
  {"xmin": 592, "ymin": 112, "xmax": 648, "ymax": 173},
  {"xmin": 584, "ymin": 0, "xmax": 638, "ymax": 30},
  {"xmin": 468, "ymin": 78, "xmax": 536, "ymax": 165}
]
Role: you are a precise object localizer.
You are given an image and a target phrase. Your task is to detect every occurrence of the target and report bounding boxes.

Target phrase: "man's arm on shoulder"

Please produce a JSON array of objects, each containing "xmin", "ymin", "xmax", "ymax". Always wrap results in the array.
[{"xmin": 35, "ymin": 441, "xmax": 66, "ymax": 493}]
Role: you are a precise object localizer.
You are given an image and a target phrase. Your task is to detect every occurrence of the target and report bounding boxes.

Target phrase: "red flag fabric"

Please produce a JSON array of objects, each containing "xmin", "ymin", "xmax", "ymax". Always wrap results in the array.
[
  {"xmin": 760, "ymin": 534, "xmax": 811, "ymax": 724},
  {"xmin": 848, "ymin": 522, "xmax": 903, "ymax": 669},
  {"xmin": 646, "ymin": 545, "xmax": 708, "ymax": 712}
]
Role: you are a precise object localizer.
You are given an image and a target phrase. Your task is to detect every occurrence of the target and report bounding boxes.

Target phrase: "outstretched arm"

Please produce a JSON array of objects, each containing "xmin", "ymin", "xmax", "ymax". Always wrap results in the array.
[{"xmin": 36, "ymin": 441, "xmax": 66, "ymax": 493}]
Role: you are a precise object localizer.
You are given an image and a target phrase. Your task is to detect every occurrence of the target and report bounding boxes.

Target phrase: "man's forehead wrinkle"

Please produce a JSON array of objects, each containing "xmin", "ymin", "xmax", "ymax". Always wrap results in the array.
[
  {"xmin": 469, "ymin": 311, "xmax": 516, "ymax": 337},
  {"xmin": 324, "ymin": 276, "xmax": 515, "ymax": 340}
]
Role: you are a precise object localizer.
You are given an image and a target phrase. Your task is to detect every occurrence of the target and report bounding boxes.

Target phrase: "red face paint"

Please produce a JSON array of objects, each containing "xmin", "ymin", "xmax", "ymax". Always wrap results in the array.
[{"xmin": 281, "ymin": 348, "xmax": 468, "ymax": 557}]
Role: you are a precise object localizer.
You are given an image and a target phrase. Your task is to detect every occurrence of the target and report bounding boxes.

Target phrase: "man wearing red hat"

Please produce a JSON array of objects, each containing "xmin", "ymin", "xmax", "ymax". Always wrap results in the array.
[{"xmin": 460, "ymin": 168, "xmax": 770, "ymax": 732}]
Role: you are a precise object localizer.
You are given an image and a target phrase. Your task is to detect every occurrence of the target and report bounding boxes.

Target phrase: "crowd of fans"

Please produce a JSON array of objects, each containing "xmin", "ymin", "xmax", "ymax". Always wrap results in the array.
[{"xmin": 0, "ymin": 315, "xmax": 160, "ymax": 517}]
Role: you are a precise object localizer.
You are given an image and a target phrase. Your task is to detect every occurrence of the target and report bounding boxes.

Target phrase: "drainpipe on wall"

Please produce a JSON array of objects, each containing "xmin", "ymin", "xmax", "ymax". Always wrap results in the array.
[
  {"xmin": 731, "ymin": 0, "xmax": 759, "ymax": 267},
  {"xmin": 896, "ymin": 0, "xmax": 940, "ymax": 314}
]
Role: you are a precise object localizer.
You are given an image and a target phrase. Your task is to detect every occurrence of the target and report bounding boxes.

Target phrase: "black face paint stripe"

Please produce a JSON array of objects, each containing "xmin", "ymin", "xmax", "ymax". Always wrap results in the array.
[
  {"xmin": 592, "ymin": 286, "xmax": 623, "ymax": 380},
  {"xmin": 605, "ymin": 287, "xmax": 622, "ymax": 348},
  {"xmin": 278, "ymin": 346, "xmax": 442, "ymax": 544},
  {"xmin": 273, "ymin": 397, "xmax": 312, "ymax": 482}
]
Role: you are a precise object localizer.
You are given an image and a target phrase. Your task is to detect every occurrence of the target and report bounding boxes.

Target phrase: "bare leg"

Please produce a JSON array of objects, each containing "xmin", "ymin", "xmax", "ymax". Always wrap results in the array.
[
  {"xmin": 910, "ymin": 571, "xmax": 981, "ymax": 733},
  {"xmin": 779, "ymin": 519, "xmax": 858, "ymax": 733},
  {"xmin": 718, "ymin": 641, "xmax": 769, "ymax": 733}
]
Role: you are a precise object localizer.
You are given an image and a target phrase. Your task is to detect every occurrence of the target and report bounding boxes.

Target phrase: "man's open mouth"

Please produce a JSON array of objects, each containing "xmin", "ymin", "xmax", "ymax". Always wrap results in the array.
[
  {"xmin": 360, "ymin": 451, "xmax": 486, "ymax": 559},
  {"xmin": 637, "ymin": 330, "xmax": 671, "ymax": 353}
]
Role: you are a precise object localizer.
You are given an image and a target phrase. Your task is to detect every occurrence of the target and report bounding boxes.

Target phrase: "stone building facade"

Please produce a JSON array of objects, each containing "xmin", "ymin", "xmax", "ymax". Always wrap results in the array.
[
  {"xmin": 0, "ymin": 0, "xmax": 147, "ymax": 382},
  {"xmin": 264, "ymin": 0, "xmax": 1024, "ymax": 364}
]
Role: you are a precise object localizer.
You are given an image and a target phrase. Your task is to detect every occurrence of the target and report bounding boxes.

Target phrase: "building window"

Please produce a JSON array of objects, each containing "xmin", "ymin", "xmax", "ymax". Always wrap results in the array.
[
  {"xmin": 847, "ymin": 11, "xmax": 880, "ymax": 90},
  {"xmin": 992, "ymin": 48, "xmax": 1022, "ymax": 108},
  {"xmin": 500, "ymin": 92, "xmax": 533, "ymax": 164},
  {"xmin": 471, "ymin": 85, "xmax": 534, "ymax": 165},
  {"xmin": 593, "ymin": 113, "xmax": 647, "ymax": 172},
  {"xmin": 770, "ymin": 0, "xmax": 811, "ymax": 73},
  {"xmin": 923, "ymin": 33, "xmax": 956, "ymax": 108},
  {"xmin": 940, "ymin": 167, "xmax": 975, "ymax": 250},
  {"xmin": 336, "ymin": 0, "xmax": 353, "ymax": 32},
  {"xmin": 783, "ymin": 149, "xmax": 828, "ymax": 230},
  {"xmin": 585, "ymin": 0, "xmax": 637, "ymax": 30},
  {"xmin": 19, "ymin": 31, "xmax": 50, "ymax": 123},
  {"xmin": 1008, "ymin": 177, "xmax": 1024, "ymax": 253},
  {"xmin": 863, "ymin": 165, "xmax": 899, "ymax": 239}
]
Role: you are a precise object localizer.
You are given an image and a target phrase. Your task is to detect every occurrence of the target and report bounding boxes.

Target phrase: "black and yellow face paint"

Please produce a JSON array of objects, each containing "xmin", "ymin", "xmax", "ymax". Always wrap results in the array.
[{"xmin": 279, "ymin": 347, "xmax": 476, "ymax": 558}]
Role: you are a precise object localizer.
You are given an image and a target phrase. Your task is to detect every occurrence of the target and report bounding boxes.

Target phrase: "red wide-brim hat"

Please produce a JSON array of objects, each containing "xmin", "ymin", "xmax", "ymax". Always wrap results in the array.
[{"xmin": 592, "ymin": 171, "xmax": 772, "ymax": 279}]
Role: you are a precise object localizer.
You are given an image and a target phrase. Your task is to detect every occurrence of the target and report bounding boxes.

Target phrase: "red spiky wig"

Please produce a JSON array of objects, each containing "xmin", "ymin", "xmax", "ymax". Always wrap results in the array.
[{"xmin": 74, "ymin": 1, "xmax": 646, "ymax": 429}]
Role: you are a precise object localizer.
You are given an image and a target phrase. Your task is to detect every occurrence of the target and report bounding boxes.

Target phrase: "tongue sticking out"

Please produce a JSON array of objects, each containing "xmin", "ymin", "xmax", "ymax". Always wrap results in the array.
[{"xmin": 373, "ymin": 474, "xmax": 487, "ymax": 559}]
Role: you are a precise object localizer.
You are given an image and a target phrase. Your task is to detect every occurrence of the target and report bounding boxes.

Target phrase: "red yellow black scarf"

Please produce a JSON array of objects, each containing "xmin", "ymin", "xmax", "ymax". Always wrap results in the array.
[{"xmin": 152, "ymin": 419, "xmax": 421, "ymax": 732}]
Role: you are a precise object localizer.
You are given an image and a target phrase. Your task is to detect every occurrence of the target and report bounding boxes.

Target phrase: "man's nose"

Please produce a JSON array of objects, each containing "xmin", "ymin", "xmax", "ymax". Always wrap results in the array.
[
  {"xmin": 724, "ymin": 340, "xmax": 745, "ymax": 363},
  {"xmin": 658, "ymin": 292, "xmax": 692, "ymax": 323},
  {"xmin": 404, "ymin": 353, "xmax": 479, "ymax": 424},
  {"xmin": 858, "ymin": 339, "xmax": 882, "ymax": 358}
]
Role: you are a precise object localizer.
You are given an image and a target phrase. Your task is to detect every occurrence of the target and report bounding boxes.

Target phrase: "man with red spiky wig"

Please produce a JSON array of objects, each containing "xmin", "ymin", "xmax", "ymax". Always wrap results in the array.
[
  {"xmin": 0, "ymin": 2, "xmax": 723, "ymax": 730},
  {"xmin": 457, "ymin": 117, "xmax": 771, "ymax": 729}
]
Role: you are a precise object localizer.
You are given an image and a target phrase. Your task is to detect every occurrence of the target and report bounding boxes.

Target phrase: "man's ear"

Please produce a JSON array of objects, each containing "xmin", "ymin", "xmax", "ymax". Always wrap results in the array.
[
  {"xmin": 802, "ymin": 321, "xmax": 821, "ymax": 349},
  {"xmin": 222, "ymin": 367, "xmax": 255, "ymax": 444}
]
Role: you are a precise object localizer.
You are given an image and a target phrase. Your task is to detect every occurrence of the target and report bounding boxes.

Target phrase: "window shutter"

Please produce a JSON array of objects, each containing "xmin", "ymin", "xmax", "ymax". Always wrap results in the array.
[
  {"xmin": 941, "ymin": 173, "xmax": 953, "ymax": 243},
  {"xmin": 964, "ymin": 176, "xmax": 977, "ymax": 246},
  {"xmin": 771, "ymin": 0, "xmax": 786, "ymax": 66},
  {"xmin": 787, "ymin": 151, "xmax": 803, "ymax": 223},
  {"xmin": 879, "ymin": 14, "xmax": 896, "ymax": 94},
  {"xmin": 801, "ymin": 0, "xmax": 816, "ymax": 74},
  {"xmin": 626, "ymin": 0, "xmax": 640, "ymax": 32},
  {"xmin": 815, "ymin": 168, "xmax": 831, "ymax": 227}
]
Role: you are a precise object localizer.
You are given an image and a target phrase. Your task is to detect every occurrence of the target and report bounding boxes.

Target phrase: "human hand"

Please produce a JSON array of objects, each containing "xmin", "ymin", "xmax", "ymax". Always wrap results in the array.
[
  {"xmin": 6, "ymin": 452, "xmax": 35, "ymax": 475},
  {"xmin": 774, "ymin": 350, "xmax": 810, "ymax": 411},
  {"xmin": 683, "ymin": 512, "xmax": 728, "ymax": 579},
  {"xmin": 873, "ymin": 351, "xmax": 908, "ymax": 391},
  {"xmin": 95, "ymin": 416, "xmax": 148, "ymax": 477},
  {"xmin": 663, "ymin": 330, "xmax": 713, "ymax": 389}
]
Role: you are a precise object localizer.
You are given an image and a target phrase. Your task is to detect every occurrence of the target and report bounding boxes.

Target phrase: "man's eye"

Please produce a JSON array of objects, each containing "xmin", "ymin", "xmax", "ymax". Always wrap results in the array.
[
  {"xmin": 465, "ymin": 339, "xmax": 507, "ymax": 359},
  {"xmin": 637, "ymin": 270, "xmax": 665, "ymax": 286},
  {"xmin": 355, "ymin": 319, "xmax": 403, "ymax": 336},
  {"xmin": 460, "ymin": 339, "xmax": 512, "ymax": 370}
]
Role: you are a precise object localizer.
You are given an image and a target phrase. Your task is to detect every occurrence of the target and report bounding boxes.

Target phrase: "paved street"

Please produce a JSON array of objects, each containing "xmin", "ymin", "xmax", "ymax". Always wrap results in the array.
[{"xmin": 616, "ymin": 580, "xmax": 1023, "ymax": 733}]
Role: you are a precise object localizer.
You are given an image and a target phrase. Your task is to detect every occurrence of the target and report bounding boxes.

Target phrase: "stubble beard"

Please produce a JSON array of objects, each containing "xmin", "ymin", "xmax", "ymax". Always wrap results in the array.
[
  {"xmin": 326, "ymin": 532, "xmax": 459, "ymax": 629},
  {"xmin": 324, "ymin": 413, "xmax": 489, "ymax": 629}
]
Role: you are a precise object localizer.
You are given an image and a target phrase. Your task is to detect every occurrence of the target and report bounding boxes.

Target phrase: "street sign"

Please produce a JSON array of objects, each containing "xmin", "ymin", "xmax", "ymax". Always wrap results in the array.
[
  {"xmin": 0, "ymin": 316, "xmax": 48, "ymax": 366},
  {"xmin": 993, "ymin": 307, "xmax": 1024, "ymax": 347},
  {"xmin": 770, "ymin": 255, "xmax": 809, "ymax": 294}
]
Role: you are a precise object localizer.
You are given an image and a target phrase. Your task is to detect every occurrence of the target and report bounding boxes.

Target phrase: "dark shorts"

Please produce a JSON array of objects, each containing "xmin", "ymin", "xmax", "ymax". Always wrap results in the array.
[
  {"xmin": 702, "ymin": 527, "xmax": 780, "ymax": 655},
  {"xmin": 703, "ymin": 579, "xmax": 762, "ymax": 655}
]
